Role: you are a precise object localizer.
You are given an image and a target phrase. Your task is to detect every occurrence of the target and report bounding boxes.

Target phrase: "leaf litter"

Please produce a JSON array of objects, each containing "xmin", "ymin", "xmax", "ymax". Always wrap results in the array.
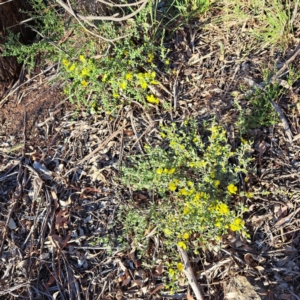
[{"xmin": 1, "ymin": 2, "xmax": 300, "ymax": 299}]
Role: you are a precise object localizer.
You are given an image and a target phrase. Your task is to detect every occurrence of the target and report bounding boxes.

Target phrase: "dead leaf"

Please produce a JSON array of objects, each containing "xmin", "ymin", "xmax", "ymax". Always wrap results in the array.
[
  {"xmin": 88, "ymin": 165, "xmax": 107, "ymax": 182},
  {"xmin": 55, "ymin": 209, "xmax": 70, "ymax": 230},
  {"xmin": 121, "ymin": 273, "xmax": 131, "ymax": 286},
  {"xmin": 256, "ymin": 140, "xmax": 267, "ymax": 164},
  {"xmin": 155, "ymin": 264, "xmax": 163, "ymax": 275}
]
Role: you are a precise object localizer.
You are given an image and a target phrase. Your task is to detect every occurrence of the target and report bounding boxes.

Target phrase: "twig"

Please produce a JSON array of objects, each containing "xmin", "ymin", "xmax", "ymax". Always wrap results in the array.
[
  {"xmin": 56, "ymin": 0, "xmax": 146, "ymax": 42},
  {"xmin": 129, "ymin": 110, "xmax": 144, "ymax": 154},
  {"xmin": 290, "ymin": 0, "xmax": 300, "ymax": 28},
  {"xmin": 97, "ymin": 0, "xmax": 146, "ymax": 8},
  {"xmin": 177, "ymin": 246, "xmax": 205, "ymax": 300},
  {"xmin": 273, "ymin": 44, "xmax": 300, "ymax": 78},
  {"xmin": 0, "ymin": 0, "xmax": 14, "ymax": 5},
  {"xmin": 77, "ymin": 0, "xmax": 148, "ymax": 22},
  {"xmin": 76, "ymin": 122, "xmax": 126, "ymax": 165},
  {"xmin": 0, "ymin": 64, "xmax": 57, "ymax": 107}
]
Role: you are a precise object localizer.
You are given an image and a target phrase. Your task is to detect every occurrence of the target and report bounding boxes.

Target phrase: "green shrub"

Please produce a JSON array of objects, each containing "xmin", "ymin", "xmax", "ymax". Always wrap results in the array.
[{"xmin": 120, "ymin": 119, "xmax": 252, "ymax": 287}]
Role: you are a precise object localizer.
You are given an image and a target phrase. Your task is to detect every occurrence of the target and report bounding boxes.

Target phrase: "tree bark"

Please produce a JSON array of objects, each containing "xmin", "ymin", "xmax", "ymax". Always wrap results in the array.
[{"xmin": 0, "ymin": 0, "xmax": 31, "ymax": 83}]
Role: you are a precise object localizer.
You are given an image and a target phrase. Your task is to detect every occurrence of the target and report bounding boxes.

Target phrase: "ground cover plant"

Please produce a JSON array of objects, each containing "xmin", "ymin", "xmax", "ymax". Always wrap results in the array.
[
  {"xmin": 121, "ymin": 119, "xmax": 253, "ymax": 290},
  {"xmin": 1, "ymin": 0, "xmax": 300, "ymax": 298},
  {"xmin": 216, "ymin": 0, "xmax": 297, "ymax": 49}
]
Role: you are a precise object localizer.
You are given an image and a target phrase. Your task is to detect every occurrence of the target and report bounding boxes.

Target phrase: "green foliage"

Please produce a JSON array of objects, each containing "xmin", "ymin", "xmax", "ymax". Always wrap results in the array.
[
  {"xmin": 234, "ymin": 66, "xmax": 300, "ymax": 134},
  {"xmin": 171, "ymin": 0, "xmax": 211, "ymax": 21},
  {"xmin": 234, "ymin": 83, "xmax": 281, "ymax": 134},
  {"xmin": 60, "ymin": 38, "xmax": 166, "ymax": 111},
  {"xmin": 217, "ymin": 0, "xmax": 295, "ymax": 49},
  {"xmin": 3, "ymin": 0, "xmax": 65, "ymax": 69},
  {"xmin": 120, "ymin": 119, "xmax": 252, "ymax": 288}
]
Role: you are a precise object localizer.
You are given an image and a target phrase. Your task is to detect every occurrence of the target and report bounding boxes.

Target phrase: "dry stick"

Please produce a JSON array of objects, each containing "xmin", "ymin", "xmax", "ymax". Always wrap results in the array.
[
  {"xmin": 273, "ymin": 44, "xmax": 300, "ymax": 79},
  {"xmin": 0, "ymin": 0, "xmax": 14, "ymax": 5},
  {"xmin": 77, "ymin": 0, "xmax": 148, "ymax": 22},
  {"xmin": 97, "ymin": 0, "xmax": 147, "ymax": 8},
  {"xmin": 56, "ymin": 0, "xmax": 124, "ymax": 42},
  {"xmin": 290, "ymin": 0, "xmax": 300, "ymax": 28},
  {"xmin": 0, "ymin": 64, "xmax": 57, "ymax": 107},
  {"xmin": 76, "ymin": 123, "xmax": 126, "ymax": 165},
  {"xmin": 56, "ymin": 0, "xmax": 147, "ymax": 42},
  {"xmin": 177, "ymin": 246, "xmax": 205, "ymax": 300},
  {"xmin": 129, "ymin": 110, "xmax": 144, "ymax": 154}
]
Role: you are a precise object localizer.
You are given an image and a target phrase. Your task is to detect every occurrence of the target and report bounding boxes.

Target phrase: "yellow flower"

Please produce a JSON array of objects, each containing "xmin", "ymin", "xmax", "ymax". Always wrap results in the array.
[
  {"xmin": 177, "ymin": 241, "xmax": 187, "ymax": 250},
  {"xmin": 228, "ymin": 184, "xmax": 238, "ymax": 194},
  {"xmin": 156, "ymin": 168, "xmax": 163, "ymax": 175},
  {"xmin": 165, "ymin": 58, "xmax": 170, "ymax": 65},
  {"xmin": 230, "ymin": 218, "xmax": 244, "ymax": 231},
  {"xmin": 217, "ymin": 203, "xmax": 230, "ymax": 215},
  {"xmin": 62, "ymin": 59, "xmax": 69, "ymax": 67},
  {"xmin": 137, "ymin": 73, "xmax": 144, "ymax": 79},
  {"xmin": 214, "ymin": 180, "xmax": 220, "ymax": 187},
  {"xmin": 125, "ymin": 73, "xmax": 133, "ymax": 80},
  {"xmin": 169, "ymin": 268, "xmax": 175, "ymax": 276},
  {"xmin": 164, "ymin": 228, "xmax": 172, "ymax": 236},
  {"xmin": 160, "ymin": 133, "xmax": 166, "ymax": 138},
  {"xmin": 140, "ymin": 80, "xmax": 148, "ymax": 89},
  {"xmin": 81, "ymin": 80, "xmax": 88, "ymax": 87},
  {"xmin": 69, "ymin": 64, "xmax": 76, "ymax": 72},
  {"xmin": 215, "ymin": 221, "xmax": 221, "ymax": 227},
  {"xmin": 81, "ymin": 68, "xmax": 89, "ymax": 77},
  {"xmin": 177, "ymin": 262, "xmax": 184, "ymax": 271},
  {"xmin": 164, "ymin": 168, "xmax": 175, "ymax": 175},
  {"xmin": 187, "ymin": 181, "xmax": 193, "ymax": 187},
  {"xmin": 168, "ymin": 181, "xmax": 177, "ymax": 191},
  {"xmin": 79, "ymin": 55, "xmax": 86, "ymax": 63},
  {"xmin": 179, "ymin": 188, "xmax": 189, "ymax": 196},
  {"xmin": 183, "ymin": 233, "xmax": 189, "ymax": 239},
  {"xmin": 120, "ymin": 81, "xmax": 127, "ymax": 89},
  {"xmin": 183, "ymin": 206, "xmax": 190, "ymax": 215},
  {"xmin": 146, "ymin": 94, "xmax": 159, "ymax": 105},
  {"xmin": 147, "ymin": 53, "xmax": 154, "ymax": 63},
  {"xmin": 102, "ymin": 74, "xmax": 108, "ymax": 82}
]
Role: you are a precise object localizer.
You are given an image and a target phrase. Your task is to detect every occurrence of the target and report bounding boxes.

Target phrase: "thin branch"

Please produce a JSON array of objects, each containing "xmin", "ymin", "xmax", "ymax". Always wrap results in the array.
[
  {"xmin": 56, "ymin": 0, "xmax": 147, "ymax": 42},
  {"xmin": 290, "ymin": 0, "xmax": 300, "ymax": 27},
  {"xmin": 0, "ymin": 0, "xmax": 14, "ymax": 5},
  {"xmin": 97, "ymin": 0, "xmax": 147, "ymax": 8},
  {"xmin": 177, "ymin": 246, "xmax": 205, "ymax": 300},
  {"xmin": 77, "ymin": 0, "xmax": 148, "ymax": 22}
]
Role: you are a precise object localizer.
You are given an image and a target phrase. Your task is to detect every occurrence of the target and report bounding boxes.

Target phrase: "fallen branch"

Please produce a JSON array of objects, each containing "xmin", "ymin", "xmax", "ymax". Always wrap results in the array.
[{"xmin": 177, "ymin": 246, "xmax": 205, "ymax": 300}]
